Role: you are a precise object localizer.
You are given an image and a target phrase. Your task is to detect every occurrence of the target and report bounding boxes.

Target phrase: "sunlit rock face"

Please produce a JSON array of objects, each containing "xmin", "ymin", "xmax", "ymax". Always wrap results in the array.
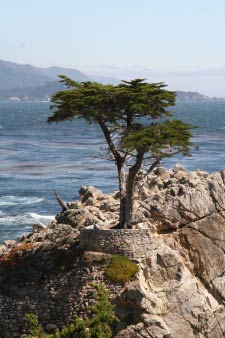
[
  {"xmin": 1, "ymin": 165, "xmax": 225, "ymax": 337},
  {"xmin": 113, "ymin": 165, "xmax": 225, "ymax": 338}
]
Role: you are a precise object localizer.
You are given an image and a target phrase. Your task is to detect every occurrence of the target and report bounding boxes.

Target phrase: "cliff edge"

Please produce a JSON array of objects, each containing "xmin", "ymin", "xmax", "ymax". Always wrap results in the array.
[{"xmin": 1, "ymin": 165, "xmax": 225, "ymax": 338}]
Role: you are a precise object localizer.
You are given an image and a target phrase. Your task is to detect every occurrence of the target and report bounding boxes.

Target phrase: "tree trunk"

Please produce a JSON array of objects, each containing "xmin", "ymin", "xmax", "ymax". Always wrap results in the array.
[
  {"xmin": 124, "ymin": 152, "xmax": 143, "ymax": 228},
  {"xmin": 124, "ymin": 170, "xmax": 136, "ymax": 228},
  {"xmin": 96, "ymin": 118, "xmax": 128, "ymax": 228},
  {"xmin": 96, "ymin": 118, "xmax": 143, "ymax": 229},
  {"xmin": 118, "ymin": 164, "xmax": 127, "ymax": 228}
]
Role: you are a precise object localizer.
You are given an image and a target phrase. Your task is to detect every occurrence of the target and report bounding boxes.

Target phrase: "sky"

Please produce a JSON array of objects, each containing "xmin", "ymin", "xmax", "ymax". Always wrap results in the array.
[{"xmin": 1, "ymin": 0, "xmax": 225, "ymax": 96}]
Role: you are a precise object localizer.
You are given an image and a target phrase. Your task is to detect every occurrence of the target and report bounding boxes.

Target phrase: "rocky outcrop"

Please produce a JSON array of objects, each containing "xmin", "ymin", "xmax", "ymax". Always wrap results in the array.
[
  {"xmin": 1, "ymin": 165, "xmax": 225, "ymax": 337},
  {"xmin": 55, "ymin": 186, "xmax": 120, "ymax": 229},
  {"xmin": 114, "ymin": 236, "xmax": 225, "ymax": 338},
  {"xmin": 135, "ymin": 165, "xmax": 225, "ymax": 232},
  {"xmin": 53, "ymin": 165, "xmax": 225, "ymax": 234},
  {"xmin": 113, "ymin": 165, "xmax": 225, "ymax": 338}
]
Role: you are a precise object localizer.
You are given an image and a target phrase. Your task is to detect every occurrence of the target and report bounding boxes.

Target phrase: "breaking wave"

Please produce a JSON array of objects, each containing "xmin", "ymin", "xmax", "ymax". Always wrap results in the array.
[
  {"xmin": 0, "ymin": 212, "xmax": 55, "ymax": 226},
  {"xmin": 0, "ymin": 195, "xmax": 44, "ymax": 206}
]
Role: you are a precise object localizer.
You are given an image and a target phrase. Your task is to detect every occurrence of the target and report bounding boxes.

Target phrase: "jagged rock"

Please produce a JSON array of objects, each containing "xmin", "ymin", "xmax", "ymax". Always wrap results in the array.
[
  {"xmin": 196, "ymin": 170, "xmax": 208, "ymax": 178},
  {"xmin": 67, "ymin": 201, "xmax": 80, "ymax": 209},
  {"xmin": 79, "ymin": 185, "xmax": 104, "ymax": 205},
  {"xmin": 3, "ymin": 240, "xmax": 16, "ymax": 247},
  {"xmin": 21, "ymin": 222, "xmax": 78, "ymax": 247},
  {"xmin": 154, "ymin": 167, "xmax": 171, "ymax": 180},
  {"xmin": 0, "ymin": 244, "xmax": 7, "ymax": 255},
  {"xmin": 173, "ymin": 170, "xmax": 187, "ymax": 180},
  {"xmin": 173, "ymin": 163, "xmax": 186, "ymax": 173},
  {"xmin": 32, "ymin": 223, "xmax": 47, "ymax": 233},
  {"xmin": 44, "ymin": 223, "xmax": 77, "ymax": 243},
  {"xmin": 220, "ymin": 169, "xmax": 225, "ymax": 184},
  {"xmin": 1, "ymin": 166, "xmax": 225, "ymax": 337},
  {"xmin": 179, "ymin": 212, "xmax": 225, "ymax": 303},
  {"xmin": 136, "ymin": 169, "xmax": 225, "ymax": 232},
  {"xmin": 115, "ymin": 238, "xmax": 225, "ymax": 338},
  {"xmin": 55, "ymin": 185, "xmax": 119, "ymax": 229},
  {"xmin": 56, "ymin": 208, "xmax": 88, "ymax": 228}
]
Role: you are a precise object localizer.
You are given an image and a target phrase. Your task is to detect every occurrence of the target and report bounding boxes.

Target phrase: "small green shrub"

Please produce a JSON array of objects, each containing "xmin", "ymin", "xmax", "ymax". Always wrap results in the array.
[
  {"xmin": 105, "ymin": 255, "xmax": 139, "ymax": 283},
  {"xmin": 26, "ymin": 284, "xmax": 117, "ymax": 338},
  {"xmin": 57, "ymin": 317, "xmax": 89, "ymax": 338},
  {"xmin": 26, "ymin": 315, "xmax": 89, "ymax": 338},
  {"xmin": 88, "ymin": 284, "xmax": 117, "ymax": 338},
  {"xmin": 26, "ymin": 313, "xmax": 45, "ymax": 338}
]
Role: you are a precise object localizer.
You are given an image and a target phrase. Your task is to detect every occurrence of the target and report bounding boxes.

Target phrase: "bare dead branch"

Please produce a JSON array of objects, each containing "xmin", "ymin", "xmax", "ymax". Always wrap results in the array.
[{"xmin": 54, "ymin": 191, "xmax": 69, "ymax": 211}]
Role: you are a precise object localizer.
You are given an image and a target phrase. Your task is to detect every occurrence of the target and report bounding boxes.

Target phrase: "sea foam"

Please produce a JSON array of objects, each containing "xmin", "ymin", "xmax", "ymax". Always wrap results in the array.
[{"xmin": 0, "ymin": 195, "xmax": 44, "ymax": 206}]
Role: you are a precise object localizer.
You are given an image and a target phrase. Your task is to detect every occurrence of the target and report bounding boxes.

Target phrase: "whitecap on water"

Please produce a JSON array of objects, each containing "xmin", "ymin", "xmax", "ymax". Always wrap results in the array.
[
  {"xmin": 27, "ymin": 212, "xmax": 55, "ymax": 221},
  {"xmin": 0, "ymin": 195, "xmax": 44, "ymax": 206},
  {"xmin": 0, "ymin": 212, "xmax": 55, "ymax": 225}
]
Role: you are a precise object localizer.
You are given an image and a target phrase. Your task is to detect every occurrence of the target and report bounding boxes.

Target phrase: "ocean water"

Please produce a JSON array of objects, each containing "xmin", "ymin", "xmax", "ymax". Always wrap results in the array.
[{"xmin": 0, "ymin": 100, "xmax": 225, "ymax": 243}]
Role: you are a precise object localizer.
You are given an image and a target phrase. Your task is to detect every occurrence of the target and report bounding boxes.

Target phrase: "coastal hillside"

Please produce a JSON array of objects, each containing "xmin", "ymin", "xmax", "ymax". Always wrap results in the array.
[
  {"xmin": 176, "ymin": 90, "xmax": 210, "ymax": 101},
  {"xmin": 1, "ymin": 165, "xmax": 225, "ymax": 337},
  {"xmin": 0, "ymin": 60, "xmax": 91, "ymax": 92},
  {"xmin": 0, "ymin": 80, "xmax": 214, "ymax": 102},
  {"xmin": 0, "ymin": 60, "xmax": 219, "ymax": 101},
  {"xmin": 0, "ymin": 60, "xmax": 51, "ymax": 90},
  {"xmin": 0, "ymin": 80, "xmax": 65, "ymax": 101}
]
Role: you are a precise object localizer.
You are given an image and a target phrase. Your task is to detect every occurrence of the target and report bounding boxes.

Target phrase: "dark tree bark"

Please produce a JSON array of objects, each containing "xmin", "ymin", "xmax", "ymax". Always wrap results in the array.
[
  {"xmin": 124, "ymin": 151, "xmax": 144, "ymax": 228},
  {"xmin": 54, "ymin": 191, "xmax": 68, "ymax": 211},
  {"xmin": 97, "ymin": 118, "xmax": 128, "ymax": 228},
  {"xmin": 118, "ymin": 163, "xmax": 126, "ymax": 227}
]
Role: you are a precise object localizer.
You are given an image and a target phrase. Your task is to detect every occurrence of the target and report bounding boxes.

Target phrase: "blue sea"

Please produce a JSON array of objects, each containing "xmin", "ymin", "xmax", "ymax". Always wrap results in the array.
[{"xmin": 0, "ymin": 101, "xmax": 225, "ymax": 243}]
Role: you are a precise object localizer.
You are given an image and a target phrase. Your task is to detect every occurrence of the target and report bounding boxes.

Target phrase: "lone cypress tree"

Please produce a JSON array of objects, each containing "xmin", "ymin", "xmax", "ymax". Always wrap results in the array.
[{"xmin": 49, "ymin": 77, "xmax": 193, "ymax": 228}]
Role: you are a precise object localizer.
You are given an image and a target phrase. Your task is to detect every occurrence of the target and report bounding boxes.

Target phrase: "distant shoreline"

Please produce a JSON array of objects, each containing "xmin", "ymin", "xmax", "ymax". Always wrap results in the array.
[{"xmin": 1, "ymin": 99, "xmax": 225, "ymax": 103}]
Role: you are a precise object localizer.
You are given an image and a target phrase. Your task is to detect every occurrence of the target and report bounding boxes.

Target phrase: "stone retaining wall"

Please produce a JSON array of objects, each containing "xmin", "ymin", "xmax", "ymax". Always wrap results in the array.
[
  {"xmin": 80, "ymin": 228, "xmax": 153, "ymax": 260},
  {"xmin": 0, "ymin": 253, "xmax": 121, "ymax": 338},
  {"xmin": 0, "ymin": 229, "xmax": 153, "ymax": 337}
]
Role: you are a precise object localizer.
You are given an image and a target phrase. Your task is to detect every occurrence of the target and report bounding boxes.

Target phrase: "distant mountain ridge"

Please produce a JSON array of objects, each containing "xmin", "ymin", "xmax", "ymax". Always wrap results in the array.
[
  {"xmin": 0, "ymin": 60, "xmax": 51, "ymax": 90},
  {"xmin": 0, "ymin": 82, "xmax": 214, "ymax": 102},
  {"xmin": 0, "ymin": 80, "xmax": 65, "ymax": 101},
  {"xmin": 37, "ymin": 65, "xmax": 91, "ymax": 82},
  {"xmin": 0, "ymin": 60, "xmax": 222, "ymax": 101},
  {"xmin": 176, "ymin": 91, "xmax": 209, "ymax": 101},
  {"xmin": 0, "ymin": 60, "xmax": 91, "ymax": 91}
]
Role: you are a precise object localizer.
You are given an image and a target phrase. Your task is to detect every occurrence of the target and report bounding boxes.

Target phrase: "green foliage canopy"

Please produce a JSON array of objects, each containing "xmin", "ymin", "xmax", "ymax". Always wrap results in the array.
[
  {"xmin": 49, "ymin": 77, "xmax": 192, "ymax": 163},
  {"xmin": 49, "ymin": 77, "xmax": 194, "ymax": 227}
]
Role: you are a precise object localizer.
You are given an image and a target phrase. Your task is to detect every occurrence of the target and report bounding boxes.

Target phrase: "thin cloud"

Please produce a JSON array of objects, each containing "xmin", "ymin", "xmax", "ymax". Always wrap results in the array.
[{"xmin": 17, "ymin": 43, "xmax": 27, "ymax": 49}]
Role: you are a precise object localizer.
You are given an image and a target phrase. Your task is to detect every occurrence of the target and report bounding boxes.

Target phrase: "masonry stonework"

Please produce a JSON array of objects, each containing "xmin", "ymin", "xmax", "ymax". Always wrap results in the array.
[
  {"xmin": 80, "ymin": 228, "xmax": 153, "ymax": 260},
  {"xmin": 0, "ymin": 229, "xmax": 152, "ymax": 337}
]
